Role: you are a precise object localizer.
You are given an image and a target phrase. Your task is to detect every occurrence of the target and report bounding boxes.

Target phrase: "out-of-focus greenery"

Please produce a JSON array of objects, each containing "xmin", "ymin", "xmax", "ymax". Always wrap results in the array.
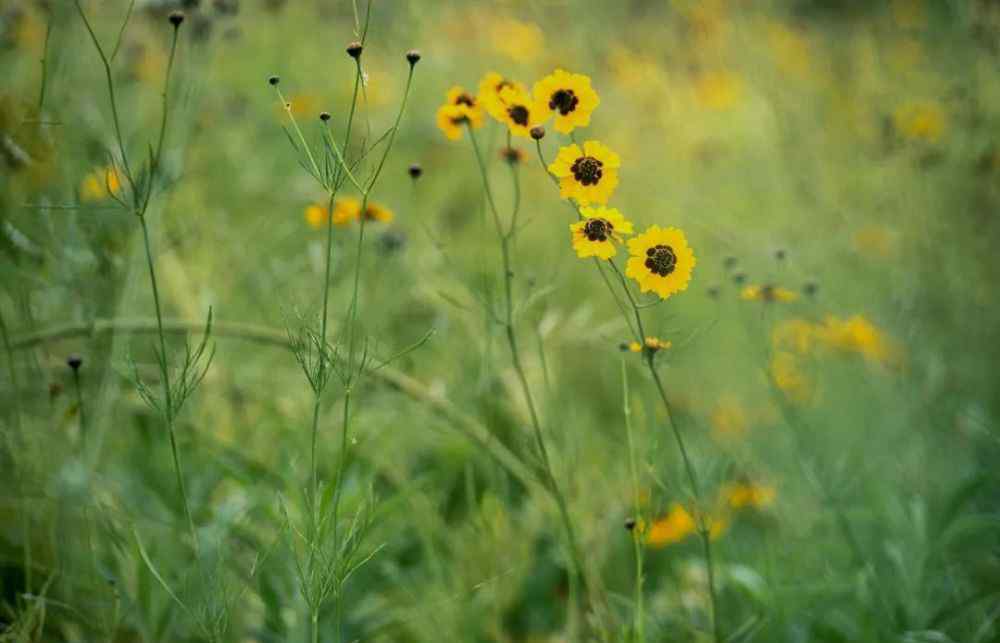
[{"xmin": 2, "ymin": 0, "xmax": 999, "ymax": 641}]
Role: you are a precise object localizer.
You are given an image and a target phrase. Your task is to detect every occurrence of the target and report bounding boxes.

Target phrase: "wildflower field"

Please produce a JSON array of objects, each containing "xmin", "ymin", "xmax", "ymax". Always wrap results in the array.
[{"xmin": 2, "ymin": 1, "xmax": 999, "ymax": 641}]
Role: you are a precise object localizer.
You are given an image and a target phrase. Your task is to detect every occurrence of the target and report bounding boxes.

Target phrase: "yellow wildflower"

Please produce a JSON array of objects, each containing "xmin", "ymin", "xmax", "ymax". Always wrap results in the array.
[
  {"xmin": 817, "ymin": 315, "xmax": 896, "ymax": 366},
  {"xmin": 771, "ymin": 318, "xmax": 816, "ymax": 355},
  {"xmin": 532, "ymin": 69, "xmax": 600, "ymax": 134},
  {"xmin": 568, "ymin": 206, "xmax": 632, "ymax": 260},
  {"xmin": 477, "ymin": 72, "xmax": 527, "ymax": 123},
  {"xmin": 625, "ymin": 226, "xmax": 696, "ymax": 300},
  {"xmin": 548, "ymin": 141, "xmax": 620, "ymax": 206},
  {"xmin": 723, "ymin": 482, "xmax": 776, "ymax": 510},
  {"xmin": 770, "ymin": 351, "xmax": 814, "ymax": 403},
  {"xmin": 741, "ymin": 284, "xmax": 799, "ymax": 303},
  {"xmin": 79, "ymin": 166, "xmax": 122, "ymax": 202},
  {"xmin": 694, "ymin": 71, "xmax": 742, "ymax": 111},
  {"xmin": 894, "ymin": 101, "xmax": 945, "ymax": 143},
  {"xmin": 435, "ymin": 86, "xmax": 484, "ymax": 140},
  {"xmin": 488, "ymin": 18, "xmax": 544, "ymax": 63},
  {"xmin": 496, "ymin": 85, "xmax": 546, "ymax": 138}
]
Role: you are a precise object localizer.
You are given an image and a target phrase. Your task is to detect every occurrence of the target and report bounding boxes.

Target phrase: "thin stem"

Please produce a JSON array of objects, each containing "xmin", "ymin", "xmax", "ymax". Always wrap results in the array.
[
  {"xmin": 139, "ymin": 217, "xmax": 198, "ymax": 554},
  {"xmin": 466, "ymin": 125, "xmax": 588, "ymax": 614},
  {"xmin": 72, "ymin": 367, "xmax": 86, "ymax": 447},
  {"xmin": 622, "ymin": 359, "xmax": 645, "ymax": 643},
  {"xmin": 0, "ymin": 309, "xmax": 22, "ymax": 435},
  {"xmin": 37, "ymin": 18, "xmax": 52, "ymax": 113}
]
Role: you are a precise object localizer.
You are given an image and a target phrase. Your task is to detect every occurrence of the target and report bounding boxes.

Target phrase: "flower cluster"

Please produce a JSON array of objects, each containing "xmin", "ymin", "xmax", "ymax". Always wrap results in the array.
[
  {"xmin": 304, "ymin": 198, "xmax": 394, "ymax": 230},
  {"xmin": 437, "ymin": 68, "xmax": 696, "ymax": 301}
]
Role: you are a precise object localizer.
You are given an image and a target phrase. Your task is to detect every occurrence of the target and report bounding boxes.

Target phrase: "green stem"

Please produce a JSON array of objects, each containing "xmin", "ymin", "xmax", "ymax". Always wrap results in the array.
[
  {"xmin": 73, "ymin": 367, "xmax": 86, "ymax": 448},
  {"xmin": 139, "ymin": 217, "xmax": 198, "ymax": 554},
  {"xmin": 467, "ymin": 126, "xmax": 587, "ymax": 613},
  {"xmin": 622, "ymin": 360, "xmax": 645, "ymax": 643}
]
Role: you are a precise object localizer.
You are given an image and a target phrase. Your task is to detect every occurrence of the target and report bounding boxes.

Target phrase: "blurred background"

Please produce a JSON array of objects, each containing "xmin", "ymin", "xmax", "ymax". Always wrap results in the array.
[{"xmin": 1, "ymin": 0, "xmax": 999, "ymax": 641}]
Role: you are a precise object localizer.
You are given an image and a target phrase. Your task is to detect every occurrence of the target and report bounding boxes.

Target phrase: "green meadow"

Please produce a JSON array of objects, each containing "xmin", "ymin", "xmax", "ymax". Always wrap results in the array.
[{"xmin": 1, "ymin": 1, "xmax": 999, "ymax": 641}]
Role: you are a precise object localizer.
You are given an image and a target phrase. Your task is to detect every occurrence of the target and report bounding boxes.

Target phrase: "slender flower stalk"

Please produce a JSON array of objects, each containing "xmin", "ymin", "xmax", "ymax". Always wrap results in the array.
[
  {"xmin": 622, "ymin": 359, "xmax": 645, "ymax": 643},
  {"xmin": 466, "ymin": 125, "xmax": 588, "ymax": 622}
]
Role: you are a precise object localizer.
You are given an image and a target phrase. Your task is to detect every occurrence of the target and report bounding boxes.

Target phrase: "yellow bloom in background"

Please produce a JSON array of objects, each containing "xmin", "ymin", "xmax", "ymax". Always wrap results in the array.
[
  {"xmin": 569, "ymin": 206, "xmax": 632, "ymax": 259},
  {"xmin": 768, "ymin": 23, "xmax": 811, "ymax": 78},
  {"xmin": 646, "ymin": 503, "xmax": 725, "ymax": 548},
  {"xmin": 304, "ymin": 203, "xmax": 329, "ymax": 229},
  {"xmin": 694, "ymin": 70, "xmax": 742, "ymax": 111},
  {"xmin": 496, "ymin": 86, "xmax": 546, "ymax": 138},
  {"xmin": 286, "ymin": 94, "xmax": 321, "ymax": 118},
  {"xmin": 80, "ymin": 166, "xmax": 122, "ymax": 202},
  {"xmin": 644, "ymin": 337, "xmax": 671, "ymax": 352},
  {"xmin": 435, "ymin": 86, "xmax": 484, "ymax": 140},
  {"xmin": 533, "ymin": 69, "xmax": 600, "ymax": 134},
  {"xmin": 853, "ymin": 225, "xmax": 897, "ymax": 258},
  {"xmin": 741, "ymin": 284, "xmax": 799, "ymax": 303},
  {"xmin": 488, "ymin": 17, "xmax": 544, "ymax": 63},
  {"xmin": 625, "ymin": 226, "xmax": 696, "ymax": 300},
  {"xmin": 894, "ymin": 101, "xmax": 945, "ymax": 143},
  {"xmin": 548, "ymin": 141, "xmax": 620, "ymax": 205},
  {"xmin": 362, "ymin": 201, "xmax": 394, "ymax": 223},
  {"xmin": 724, "ymin": 482, "xmax": 776, "ymax": 510},
  {"xmin": 817, "ymin": 315, "xmax": 897, "ymax": 367},
  {"xmin": 772, "ymin": 318, "xmax": 816, "ymax": 355},
  {"xmin": 710, "ymin": 395, "xmax": 749, "ymax": 440},
  {"xmin": 770, "ymin": 351, "xmax": 814, "ymax": 403},
  {"xmin": 627, "ymin": 341, "xmax": 642, "ymax": 353},
  {"xmin": 646, "ymin": 503, "xmax": 696, "ymax": 547}
]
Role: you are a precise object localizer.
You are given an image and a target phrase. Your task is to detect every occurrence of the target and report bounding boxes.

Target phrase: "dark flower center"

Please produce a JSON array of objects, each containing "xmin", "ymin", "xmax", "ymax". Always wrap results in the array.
[
  {"xmin": 450, "ymin": 114, "xmax": 470, "ymax": 125},
  {"xmin": 760, "ymin": 284, "xmax": 775, "ymax": 301},
  {"xmin": 571, "ymin": 156, "xmax": 603, "ymax": 185},
  {"xmin": 508, "ymin": 105, "xmax": 529, "ymax": 126},
  {"xmin": 644, "ymin": 244, "xmax": 677, "ymax": 276},
  {"xmin": 454, "ymin": 93, "xmax": 475, "ymax": 107},
  {"xmin": 550, "ymin": 89, "xmax": 579, "ymax": 115},
  {"xmin": 583, "ymin": 217, "xmax": 614, "ymax": 242}
]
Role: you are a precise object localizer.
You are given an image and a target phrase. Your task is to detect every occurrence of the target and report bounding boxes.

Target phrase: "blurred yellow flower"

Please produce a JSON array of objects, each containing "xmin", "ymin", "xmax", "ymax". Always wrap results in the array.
[
  {"xmin": 817, "ymin": 315, "xmax": 897, "ymax": 367},
  {"xmin": 304, "ymin": 203, "xmax": 329, "ymax": 229},
  {"xmin": 79, "ymin": 166, "xmax": 122, "ymax": 202},
  {"xmin": 772, "ymin": 318, "xmax": 816, "ymax": 355},
  {"xmin": 488, "ymin": 18, "xmax": 544, "ymax": 63},
  {"xmin": 496, "ymin": 86, "xmax": 546, "ymax": 138},
  {"xmin": 304, "ymin": 198, "xmax": 391, "ymax": 229},
  {"xmin": 694, "ymin": 71, "xmax": 742, "ymax": 111},
  {"xmin": 770, "ymin": 351, "xmax": 814, "ymax": 403},
  {"xmin": 853, "ymin": 225, "xmax": 897, "ymax": 258},
  {"xmin": 548, "ymin": 141, "xmax": 620, "ymax": 205},
  {"xmin": 435, "ymin": 86, "xmax": 484, "ymax": 140},
  {"xmin": 894, "ymin": 101, "xmax": 945, "ymax": 143},
  {"xmin": 286, "ymin": 94, "xmax": 321, "ymax": 118},
  {"xmin": 723, "ymin": 482, "xmax": 776, "ymax": 510},
  {"xmin": 569, "ymin": 206, "xmax": 632, "ymax": 260},
  {"xmin": 644, "ymin": 337, "xmax": 672, "ymax": 352},
  {"xmin": 710, "ymin": 395, "xmax": 749, "ymax": 440},
  {"xmin": 362, "ymin": 201, "xmax": 394, "ymax": 223},
  {"xmin": 768, "ymin": 23, "xmax": 810, "ymax": 78},
  {"xmin": 625, "ymin": 226, "xmax": 696, "ymax": 300},
  {"xmin": 627, "ymin": 341, "xmax": 642, "ymax": 353},
  {"xmin": 647, "ymin": 503, "xmax": 725, "ymax": 548},
  {"xmin": 533, "ymin": 69, "xmax": 600, "ymax": 134},
  {"xmin": 741, "ymin": 284, "xmax": 798, "ymax": 303}
]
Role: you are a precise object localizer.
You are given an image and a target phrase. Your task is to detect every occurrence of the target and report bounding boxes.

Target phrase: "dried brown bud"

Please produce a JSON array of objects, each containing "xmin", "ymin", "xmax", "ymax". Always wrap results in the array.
[
  {"xmin": 408, "ymin": 164, "xmax": 423, "ymax": 179},
  {"xmin": 529, "ymin": 126, "xmax": 546, "ymax": 140},
  {"xmin": 268, "ymin": 75, "xmax": 280, "ymax": 86},
  {"xmin": 319, "ymin": 111, "xmax": 331, "ymax": 122},
  {"xmin": 168, "ymin": 11, "xmax": 185, "ymax": 27},
  {"xmin": 347, "ymin": 41, "xmax": 363, "ymax": 59},
  {"xmin": 406, "ymin": 49, "xmax": 421, "ymax": 65}
]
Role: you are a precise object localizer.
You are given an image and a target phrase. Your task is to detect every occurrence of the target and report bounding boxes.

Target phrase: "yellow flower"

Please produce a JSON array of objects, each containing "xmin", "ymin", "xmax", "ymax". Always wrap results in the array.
[
  {"xmin": 767, "ymin": 23, "xmax": 810, "ymax": 78},
  {"xmin": 894, "ymin": 101, "xmax": 945, "ymax": 143},
  {"xmin": 568, "ymin": 206, "xmax": 632, "ymax": 260},
  {"xmin": 496, "ymin": 86, "xmax": 546, "ymax": 138},
  {"xmin": 79, "ymin": 166, "xmax": 122, "ymax": 202},
  {"xmin": 853, "ymin": 225, "xmax": 896, "ymax": 258},
  {"xmin": 646, "ymin": 503, "xmax": 696, "ymax": 547},
  {"xmin": 532, "ymin": 69, "xmax": 600, "ymax": 134},
  {"xmin": 817, "ymin": 315, "xmax": 896, "ymax": 366},
  {"xmin": 772, "ymin": 318, "xmax": 816, "ymax": 355},
  {"xmin": 741, "ymin": 284, "xmax": 799, "ymax": 303},
  {"xmin": 489, "ymin": 18, "xmax": 544, "ymax": 63},
  {"xmin": 627, "ymin": 341, "xmax": 643, "ymax": 353},
  {"xmin": 723, "ymin": 483, "xmax": 776, "ymax": 510},
  {"xmin": 770, "ymin": 351, "xmax": 814, "ymax": 403},
  {"xmin": 362, "ymin": 201, "xmax": 394, "ymax": 223},
  {"xmin": 478, "ymin": 72, "xmax": 528, "ymax": 123},
  {"xmin": 644, "ymin": 337, "xmax": 671, "ymax": 352},
  {"xmin": 548, "ymin": 141, "xmax": 620, "ymax": 206},
  {"xmin": 624, "ymin": 226, "xmax": 696, "ymax": 300},
  {"xmin": 304, "ymin": 203, "xmax": 329, "ymax": 229},
  {"xmin": 435, "ymin": 86, "xmax": 484, "ymax": 140},
  {"xmin": 694, "ymin": 70, "xmax": 742, "ymax": 111},
  {"xmin": 710, "ymin": 395, "xmax": 748, "ymax": 440},
  {"xmin": 646, "ymin": 503, "xmax": 726, "ymax": 548}
]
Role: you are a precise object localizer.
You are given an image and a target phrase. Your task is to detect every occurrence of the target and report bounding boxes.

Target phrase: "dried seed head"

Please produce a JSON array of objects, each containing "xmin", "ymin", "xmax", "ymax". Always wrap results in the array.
[
  {"xmin": 168, "ymin": 11, "xmax": 185, "ymax": 27},
  {"xmin": 405, "ymin": 49, "xmax": 421, "ymax": 65},
  {"xmin": 732, "ymin": 272, "xmax": 747, "ymax": 285},
  {"xmin": 67, "ymin": 354, "xmax": 83, "ymax": 371},
  {"xmin": 624, "ymin": 518, "xmax": 637, "ymax": 531},
  {"xmin": 501, "ymin": 146, "xmax": 523, "ymax": 164},
  {"xmin": 723, "ymin": 256, "xmax": 738, "ymax": 270},
  {"xmin": 408, "ymin": 163, "xmax": 423, "ymax": 179},
  {"xmin": 803, "ymin": 281, "xmax": 819, "ymax": 297},
  {"xmin": 346, "ymin": 41, "xmax": 363, "ymax": 59},
  {"xmin": 707, "ymin": 285, "xmax": 721, "ymax": 299},
  {"xmin": 530, "ymin": 126, "xmax": 546, "ymax": 140},
  {"xmin": 775, "ymin": 248, "xmax": 787, "ymax": 261},
  {"xmin": 267, "ymin": 75, "xmax": 280, "ymax": 86},
  {"xmin": 319, "ymin": 111, "xmax": 331, "ymax": 122}
]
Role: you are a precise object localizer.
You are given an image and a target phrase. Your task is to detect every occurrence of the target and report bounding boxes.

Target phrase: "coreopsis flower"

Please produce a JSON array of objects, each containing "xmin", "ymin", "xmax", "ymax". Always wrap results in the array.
[
  {"xmin": 435, "ymin": 86, "xmax": 484, "ymax": 140},
  {"xmin": 568, "ymin": 206, "xmax": 632, "ymax": 259},
  {"xmin": 361, "ymin": 201, "xmax": 394, "ymax": 223},
  {"xmin": 548, "ymin": 140, "xmax": 620, "ymax": 205},
  {"xmin": 532, "ymin": 69, "xmax": 599, "ymax": 133},
  {"xmin": 741, "ymin": 284, "xmax": 798, "ymax": 302},
  {"xmin": 771, "ymin": 318, "xmax": 816, "ymax": 355},
  {"xmin": 496, "ymin": 86, "xmax": 546, "ymax": 138},
  {"xmin": 79, "ymin": 166, "xmax": 122, "ymax": 202},
  {"xmin": 770, "ymin": 351, "xmax": 814, "ymax": 403},
  {"xmin": 625, "ymin": 226, "xmax": 696, "ymax": 300},
  {"xmin": 723, "ymin": 482, "xmax": 776, "ymax": 510},
  {"xmin": 478, "ymin": 72, "xmax": 526, "ymax": 122},
  {"xmin": 817, "ymin": 315, "xmax": 896, "ymax": 366},
  {"xmin": 646, "ymin": 503, "xmax": 726, "ymax": 548}
]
